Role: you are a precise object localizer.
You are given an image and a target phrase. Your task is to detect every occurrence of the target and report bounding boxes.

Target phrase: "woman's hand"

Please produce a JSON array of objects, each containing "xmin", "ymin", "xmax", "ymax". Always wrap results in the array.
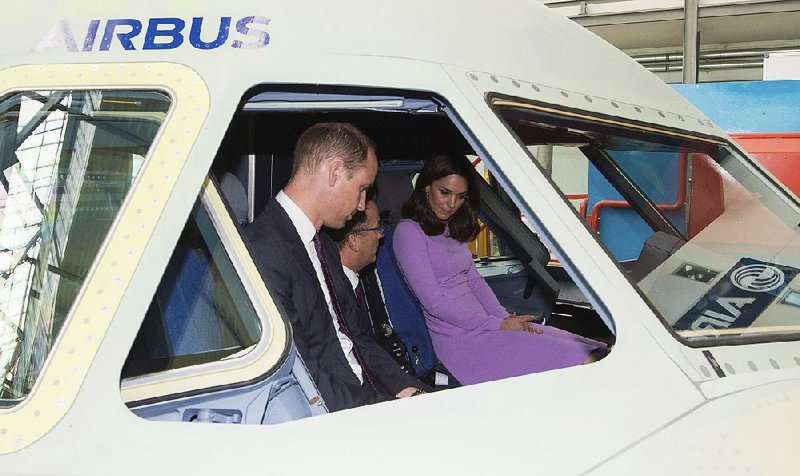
[{"xmin": 500, "ymin": 313, "xmax": 540, "ymax": 333}]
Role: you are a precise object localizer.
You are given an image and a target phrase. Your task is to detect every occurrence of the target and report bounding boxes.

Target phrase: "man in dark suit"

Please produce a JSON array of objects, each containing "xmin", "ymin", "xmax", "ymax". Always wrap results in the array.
[
  {"xmin": 245, "ymin": 123, "xmax": 424, "ymax": 412},
  {"xmin": 328, "ymin": 197, "xmax": 415, "ymax": 376},
  {"xmin": 330, "ymin": 196, "xmax": 460, "ymax": 390}
]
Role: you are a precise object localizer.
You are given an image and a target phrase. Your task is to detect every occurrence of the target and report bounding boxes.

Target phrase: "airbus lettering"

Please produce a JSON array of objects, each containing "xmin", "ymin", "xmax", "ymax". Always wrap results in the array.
[{"xmin": 33, "ymin": 16, "xmax": 270, "ymax": 52}]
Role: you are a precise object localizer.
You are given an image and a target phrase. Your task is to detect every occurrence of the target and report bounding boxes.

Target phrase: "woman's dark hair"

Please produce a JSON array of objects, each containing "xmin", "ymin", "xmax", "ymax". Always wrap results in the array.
[{"xmin": 401, "ymin": 154, "xmax": 480, "ymax": 243}]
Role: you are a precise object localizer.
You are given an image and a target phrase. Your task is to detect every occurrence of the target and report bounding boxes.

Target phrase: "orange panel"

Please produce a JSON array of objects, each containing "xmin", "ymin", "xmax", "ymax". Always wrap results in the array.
[{"xmin": 732, "ymin": 133, "xmax": 800, "ymax": 195}]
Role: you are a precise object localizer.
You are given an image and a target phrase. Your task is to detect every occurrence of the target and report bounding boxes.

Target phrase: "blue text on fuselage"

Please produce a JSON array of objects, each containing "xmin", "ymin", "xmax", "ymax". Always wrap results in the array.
[{"xmin": 36, "ymin": 16, "xmax": 270, "ymax": 52}]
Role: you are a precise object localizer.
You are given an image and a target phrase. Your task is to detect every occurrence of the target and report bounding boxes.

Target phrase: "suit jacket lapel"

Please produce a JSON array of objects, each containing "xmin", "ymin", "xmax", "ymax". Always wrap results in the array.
[
  {"xmin": 270, "ymin": 200, "xmax": 357, "ymax": 374},
  {"xmin": 270, "ymin": 200, "xmax": 319, "ymax": 281}
]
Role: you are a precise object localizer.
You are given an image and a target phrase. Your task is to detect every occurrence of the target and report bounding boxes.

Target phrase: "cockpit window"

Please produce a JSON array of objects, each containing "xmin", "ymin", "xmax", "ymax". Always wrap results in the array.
[
  {"xmin": 122, "ymin": 196, "xmax": 262, "ymax": 378},
  {"xmin": 492, "ymin": 96, "xmax": 800, "ymax": 345},
  {"xmin": 0, "ymin": 90, "xmax": 170, "ymax": 403}
]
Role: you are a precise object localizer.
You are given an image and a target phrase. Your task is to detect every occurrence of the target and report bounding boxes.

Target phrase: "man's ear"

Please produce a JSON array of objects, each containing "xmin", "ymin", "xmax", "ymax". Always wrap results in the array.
[
  {"xmin": 346, "ymin": 233, "xmax": 360, "ymax": 252},
  {"xmin": 327, "ymin": 159, "xmax": 345, "ymax": 188}
]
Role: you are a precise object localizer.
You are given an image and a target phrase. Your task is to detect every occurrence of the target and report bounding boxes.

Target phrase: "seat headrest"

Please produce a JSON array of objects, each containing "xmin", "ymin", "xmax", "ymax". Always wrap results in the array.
[{"xmin": 376, "ymin": 171, "xmax": 414, "ymax": 225}]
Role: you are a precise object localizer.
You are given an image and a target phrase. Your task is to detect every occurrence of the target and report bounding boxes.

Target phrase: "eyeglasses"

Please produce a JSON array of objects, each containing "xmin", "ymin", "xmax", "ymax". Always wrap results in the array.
[{"xmin": 356, "ymin": 223, "xmax": 385, "ymax": 236}]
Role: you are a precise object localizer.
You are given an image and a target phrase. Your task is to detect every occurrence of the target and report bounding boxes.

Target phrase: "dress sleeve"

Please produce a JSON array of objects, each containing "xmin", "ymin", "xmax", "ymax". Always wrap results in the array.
[
  {"xmin": 393, "ymin": 221, "xmax": 505, "ymax": 331},
  {"xmin": 464, "ymin": 261, "xmax": 509, "ymax": 319}
]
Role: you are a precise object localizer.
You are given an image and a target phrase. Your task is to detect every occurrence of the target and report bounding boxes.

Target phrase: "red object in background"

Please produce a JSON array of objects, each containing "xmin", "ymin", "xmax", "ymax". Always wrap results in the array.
[
  {"xmin": 731, "ymin": 133, "xmax": 800, "ymax": 195},
  {"xmin": 686, "ymin": 154, "xmax": 725, "ymax": 239}
]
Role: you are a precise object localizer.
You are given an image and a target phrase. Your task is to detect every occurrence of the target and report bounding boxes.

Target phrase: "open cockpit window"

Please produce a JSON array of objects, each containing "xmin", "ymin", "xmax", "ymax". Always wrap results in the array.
[
  {"xmin": 210, "ymin": 87, "xmax": 613, "ymax": 393},
  {"xmin": 491, "ymin": 95, "xmax": 800, "ymax": 346},
  {"xmin": 0, "ymin": 89, "xmax": 170, "ymax": 404}
]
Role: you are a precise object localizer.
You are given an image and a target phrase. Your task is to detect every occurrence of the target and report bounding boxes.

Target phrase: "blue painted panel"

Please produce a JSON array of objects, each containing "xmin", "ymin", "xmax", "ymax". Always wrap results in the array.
[
  {"xmin": 671, "ymin": 80, "xmax": 800, "ymax": 133},
  {"xmin": 588, "ymin": 151, "xmax": 683, "ymax": 261}
]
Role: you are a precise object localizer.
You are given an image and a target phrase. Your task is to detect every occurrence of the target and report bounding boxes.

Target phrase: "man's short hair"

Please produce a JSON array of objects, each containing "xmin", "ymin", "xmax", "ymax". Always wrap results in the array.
[{"xmin": 292, "ymin": 122, "xmax": 375, "ymax": 177}]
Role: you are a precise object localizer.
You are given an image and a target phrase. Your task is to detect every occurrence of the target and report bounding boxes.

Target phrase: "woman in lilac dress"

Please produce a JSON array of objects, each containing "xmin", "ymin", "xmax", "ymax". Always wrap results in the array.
[{"xmin": 393, "ymin": 154, "xmax": 604, "ymax": 385}]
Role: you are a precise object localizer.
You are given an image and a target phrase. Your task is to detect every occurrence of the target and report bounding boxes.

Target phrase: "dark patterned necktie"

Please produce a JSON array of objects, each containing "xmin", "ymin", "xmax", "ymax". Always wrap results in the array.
[{"xmin": 358, "ymin": 270, "xmax": 414, "ymax": 375}]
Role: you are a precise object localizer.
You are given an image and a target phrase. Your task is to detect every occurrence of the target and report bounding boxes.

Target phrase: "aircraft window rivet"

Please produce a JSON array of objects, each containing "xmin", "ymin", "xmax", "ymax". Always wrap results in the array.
[
  {"xmin": 584, "ymin": 96, "xmax": 592, "ymax": 102},
  {"xmin": 512, "ymin": 80, "xmax": 520, "ymax": 88},
  {"xmin": 33, "ymin": 410, "xmax": 40, "ymax": 418},
  {"xmin": 658, "ymin": 111, "xmax": 666, "ymax": 118},
  {"xmin": 0, "ymin": 429, "xmax": 7, "ymax": 436},
  {"xmin": 490, "ymin": 76, "xmax": 498, "ymax": 83},
  {"xmin": 699, "ymin": 365, "xmax": 711, "ymax": 377},
  {"xmin": 678, "ymin": 116, "xmax": 685, "ymax": 122},
  {"xmin": 724, "ymin": 363, "xmax": 735, "ymax": 374},
  {"xmin": 469, "ymin": 73, "xmax": 478, "ymax": 80},
  {"xmin": 770, "ymin": 359, "xmax": 780, "ymax": 369},
  {"xmin": 794, "ymin": 356, "xmax": 800, "ymax": 366},
  {"xmin": 531, "ymin": 84, "xmax": 540, "ymax": 92},
  {"xmin": 560, "ymin": 91, "xmax": 568, "ymax": 98},
  {"xmin": 635, "ymin": 107, "xmax": 642, "ymax": 112},
  {"xmin": 53, "ymin": 380, "xmax": 60, "ymax": 386},
  {"xmin": 748, "ymin": 361, "xmax": 757, "ymax": 371},
  {"xmin": 611, "ymin": 102, "xmax": 619, "ymax": 108}
]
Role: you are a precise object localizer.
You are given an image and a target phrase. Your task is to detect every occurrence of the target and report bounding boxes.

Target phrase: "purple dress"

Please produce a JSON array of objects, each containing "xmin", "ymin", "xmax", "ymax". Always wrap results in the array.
[{"xmin": 393, "ymin": 219, "xmax": 602, "ymax": 385}]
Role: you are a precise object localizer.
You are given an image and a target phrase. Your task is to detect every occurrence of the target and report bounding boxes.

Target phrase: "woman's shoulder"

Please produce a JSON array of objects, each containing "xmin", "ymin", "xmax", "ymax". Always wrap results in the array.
[
  {"xmin": 395, "ymin": 218, "xmax": 423, "ymax": 233},
  {"xmin": 393, "ymin": 219, "xmax": 426, "ymax": 243}
]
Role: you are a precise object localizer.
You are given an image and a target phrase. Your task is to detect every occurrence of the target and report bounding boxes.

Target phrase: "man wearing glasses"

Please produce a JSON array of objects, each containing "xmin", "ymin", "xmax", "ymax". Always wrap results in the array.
[{"xmin": 328, "ymin": 195, "xmax": 415, "ymax": 376}]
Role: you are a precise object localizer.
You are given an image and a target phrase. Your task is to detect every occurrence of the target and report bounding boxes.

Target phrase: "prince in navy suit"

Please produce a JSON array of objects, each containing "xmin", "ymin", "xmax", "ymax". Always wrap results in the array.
[{"xmin": 245, "ymin": 123, "xmax": 424, "ymax": 412}]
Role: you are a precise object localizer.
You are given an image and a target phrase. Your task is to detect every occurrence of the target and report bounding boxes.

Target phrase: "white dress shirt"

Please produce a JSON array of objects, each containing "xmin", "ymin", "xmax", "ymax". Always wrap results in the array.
[
  {"xmin": 343, "ymin": 265, "xmax": 392, "ymax": 327},
  {"xmin": 342, "ymin": 265, "xmax": 360, "ymax": 291},
  {"xmin": 275, "ymin": 191, "xmax": 364, "ymax": 383}
]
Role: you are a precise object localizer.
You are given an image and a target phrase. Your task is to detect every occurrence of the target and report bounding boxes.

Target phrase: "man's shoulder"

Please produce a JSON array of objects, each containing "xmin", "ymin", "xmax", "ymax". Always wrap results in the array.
[
  {"xmin": 244, "ymin": 200, "xmax": 303, "ymax": 265},
  {"xmin": 246, "ymin": 200, "xmax": 289, "ymax": 239}
]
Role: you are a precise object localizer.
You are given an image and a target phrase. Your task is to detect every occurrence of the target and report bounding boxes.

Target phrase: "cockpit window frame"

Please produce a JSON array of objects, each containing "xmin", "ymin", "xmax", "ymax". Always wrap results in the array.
[
  {"xmin": 0, "ymin": 62, "xmax": 211, "ymax": 455},
  {"xmin": 487, "ymin": 92, "xmax": 800, "ymax": 349}
]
